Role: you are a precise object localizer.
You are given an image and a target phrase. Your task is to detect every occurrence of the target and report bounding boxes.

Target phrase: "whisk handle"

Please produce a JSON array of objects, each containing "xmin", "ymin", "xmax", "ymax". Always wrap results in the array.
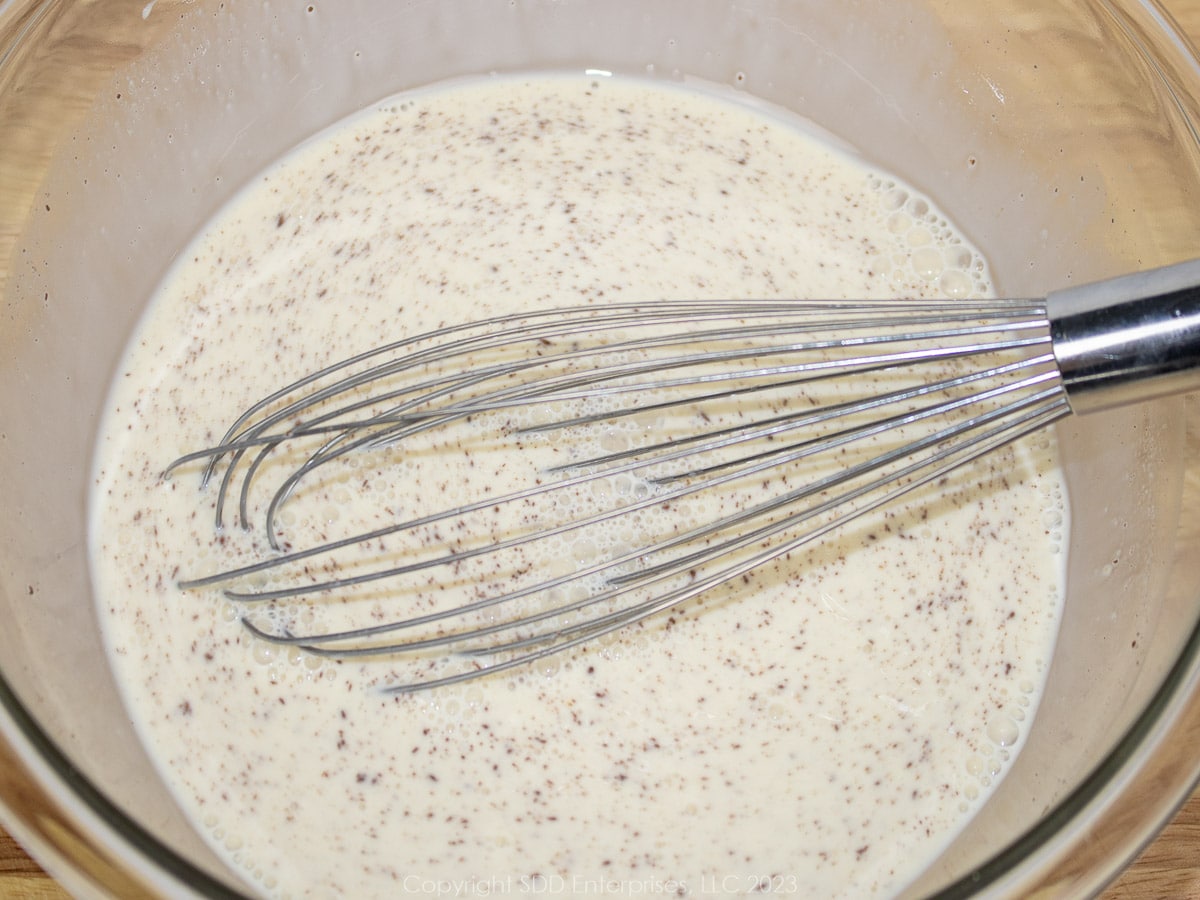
[{"xmin": 1047, "ymin": 258, "xmax": 1200, "ymax": 414}]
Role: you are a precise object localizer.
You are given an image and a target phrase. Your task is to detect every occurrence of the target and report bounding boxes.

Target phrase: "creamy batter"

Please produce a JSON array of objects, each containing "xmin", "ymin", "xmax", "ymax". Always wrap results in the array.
[{"xmin": 90, "ymin": 74, "xmax": 1066, "ymax": 898}]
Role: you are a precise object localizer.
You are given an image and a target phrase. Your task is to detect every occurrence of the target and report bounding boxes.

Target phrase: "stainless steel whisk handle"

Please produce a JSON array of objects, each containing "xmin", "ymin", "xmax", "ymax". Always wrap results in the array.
[{"xmin": 1048, "ymin": 258, "xmax": 1200, "ymax": 414}]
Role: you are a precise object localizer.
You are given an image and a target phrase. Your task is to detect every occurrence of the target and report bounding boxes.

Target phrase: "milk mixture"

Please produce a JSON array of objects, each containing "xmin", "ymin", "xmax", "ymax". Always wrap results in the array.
[{"xmin": 90, "ymin": 74, "xmax": 1066, "ymax": 898}]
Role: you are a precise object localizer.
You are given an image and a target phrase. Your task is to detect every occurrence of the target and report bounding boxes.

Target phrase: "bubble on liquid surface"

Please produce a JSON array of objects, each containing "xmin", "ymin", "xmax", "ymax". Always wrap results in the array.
[
  {"xmin": 986, "ymin": 714, "xmax": 1020, "ymax": 748},
  {"xmin": 939, "ymin": 269, "xmax": 973, "ymax": 298}
]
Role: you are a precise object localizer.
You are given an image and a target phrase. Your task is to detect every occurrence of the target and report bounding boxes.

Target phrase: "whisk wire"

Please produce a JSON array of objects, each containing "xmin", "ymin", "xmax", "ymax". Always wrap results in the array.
[
  {"xmin": 201, "ymin": 374, "xmax": 1068, "ymax": 677},
  {"xmin": 171, "ymin": 297, "xmax": 1079, "ymax": 691},
  {"xmin": 180, "ymin": 349, "xmax": 1060, "ymax": 598},
  {"xmin": 371, "ymin": 389, "xmax": 1069, "ymax": 694}
]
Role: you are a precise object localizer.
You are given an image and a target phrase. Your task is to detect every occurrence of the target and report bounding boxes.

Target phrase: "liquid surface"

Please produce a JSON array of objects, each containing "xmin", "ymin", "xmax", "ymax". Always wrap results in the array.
[{"xmin": 90, "ymin": 74, "xmax": 1065, "ymax": 898}]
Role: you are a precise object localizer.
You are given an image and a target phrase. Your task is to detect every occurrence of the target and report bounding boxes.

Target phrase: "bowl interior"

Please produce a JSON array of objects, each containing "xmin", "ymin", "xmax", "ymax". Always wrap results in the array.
[{"xmin": 2, "ymin": 0, "xmax": 1200, "ymax": 895}]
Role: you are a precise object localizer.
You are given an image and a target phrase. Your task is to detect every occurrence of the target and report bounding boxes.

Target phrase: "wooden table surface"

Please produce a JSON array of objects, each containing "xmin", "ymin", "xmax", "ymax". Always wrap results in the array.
[
  {"xmin": 3, "ymin": 799, "xmax": 1200, "ymax": 899},
  {"xmin": 5, "ymin": 2, "xmax": 1200, "ymax": 898}
]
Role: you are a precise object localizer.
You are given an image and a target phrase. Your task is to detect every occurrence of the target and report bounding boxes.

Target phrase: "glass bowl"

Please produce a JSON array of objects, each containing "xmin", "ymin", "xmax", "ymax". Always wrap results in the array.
[{"xmin": 1, "ymin": 0, "xmax": 1199, "ymax": 896}]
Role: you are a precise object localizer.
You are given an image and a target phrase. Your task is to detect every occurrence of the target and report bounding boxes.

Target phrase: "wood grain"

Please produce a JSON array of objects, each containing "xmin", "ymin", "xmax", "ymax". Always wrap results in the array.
[
  {"xmin": 0, "ymin": 830, "xmax": 68, "ymax": 899},
  {"xmin": 2, "ymin": 1, "xmax": 1200, "ymax": 897},
  {"xmin": 1103, "ymin": 795, "xmax": 1200, "ymax": 898}
]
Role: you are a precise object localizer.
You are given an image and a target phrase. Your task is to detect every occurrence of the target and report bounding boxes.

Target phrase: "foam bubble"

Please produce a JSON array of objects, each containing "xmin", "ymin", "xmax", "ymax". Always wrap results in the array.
[
  {"xmin": 253, "ymin": 642, "xmax": 277, "ymax": 665},
  {"xmin": 911, "ymin": 247, "xmax": 944, "ymax": 280},
  {"xmin": 886, "ymin": 212, "xmax": 911, "ymax": 235},
  {"xmin": 905, "ymin": 225, "xmax": 933, "ymax": 248},
  {"xmin": 906, "ymin": 197, "xmax": 930, "ymax": 218},
  {"xmin": 938, "ymin": 269, "xmax": 974, "ymax": 298},
  {"xmin": 883, "ymin": 188, "xmax": 909, "ymax": 211},
  {"xmin": 946, "ymin": 247, "xmax": 973, "ymax": 269},
  {"xmin": 985, "ymin": 714, "xmax": 1020, "ymax": 748}
]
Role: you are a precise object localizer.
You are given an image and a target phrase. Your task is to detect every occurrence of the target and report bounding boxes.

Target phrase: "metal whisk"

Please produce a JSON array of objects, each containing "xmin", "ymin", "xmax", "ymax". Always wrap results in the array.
[{"xmin": 169, "ymin": 260, "xmax": 1200, "ymax": 693}]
